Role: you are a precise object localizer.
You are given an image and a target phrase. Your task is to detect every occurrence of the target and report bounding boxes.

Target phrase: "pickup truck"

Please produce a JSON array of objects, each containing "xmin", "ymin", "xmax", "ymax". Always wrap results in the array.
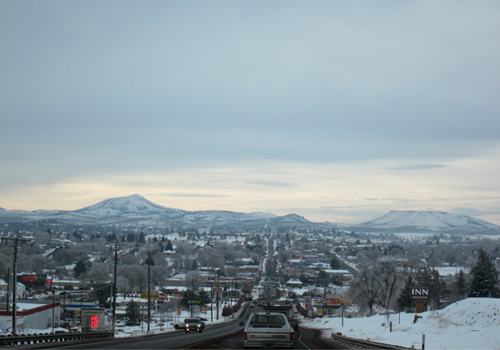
[
  {"xmin": 243, "ymin": 312, "xmax": 294, "ymax": 348},
  {"xmin": 184, "ymin": 318, "xmax": 205, "ymax": 333}
]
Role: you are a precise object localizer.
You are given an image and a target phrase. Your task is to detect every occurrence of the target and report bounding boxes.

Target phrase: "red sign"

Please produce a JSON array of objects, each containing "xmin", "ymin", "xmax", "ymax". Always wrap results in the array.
[{"xmin": 90, "ymin": 316, "xmax": 99, "ymax": 329}]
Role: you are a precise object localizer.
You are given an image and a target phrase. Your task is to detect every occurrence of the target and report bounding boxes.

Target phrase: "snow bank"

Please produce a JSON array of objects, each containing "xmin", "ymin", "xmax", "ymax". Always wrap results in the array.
[{"xmin": 300, "ymin": 298, "xmax": 500, "ymax": 349}]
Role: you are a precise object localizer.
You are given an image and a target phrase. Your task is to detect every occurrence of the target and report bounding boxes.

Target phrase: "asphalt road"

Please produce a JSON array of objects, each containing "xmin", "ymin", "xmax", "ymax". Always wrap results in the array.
[
  {"xmin": 59, "ymin": 320, "xmax": 243, "ymax": 349},
  {"xmin": 57, "ymin": 305, "xmax": 344, "ymax": 350}
]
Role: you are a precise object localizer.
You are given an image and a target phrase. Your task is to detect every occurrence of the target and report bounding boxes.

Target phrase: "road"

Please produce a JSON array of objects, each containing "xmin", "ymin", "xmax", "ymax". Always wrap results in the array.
[
  {"xmin": 58, "ymin": 306, "xmax": 344, "ymax": 349},
  {"xmin": 59, "ymin": 325, "xmax": 341, "ymax": 349},
  {"xmin": 59, "ymin": 320, "xmax": 243, "ymax": 349}
]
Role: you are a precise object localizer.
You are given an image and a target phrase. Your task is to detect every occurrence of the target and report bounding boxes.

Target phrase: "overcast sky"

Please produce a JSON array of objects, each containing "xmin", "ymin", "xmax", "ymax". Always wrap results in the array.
[{"xmin": 1, "ymin": 1, "xmax": 500, "ymax": 225}]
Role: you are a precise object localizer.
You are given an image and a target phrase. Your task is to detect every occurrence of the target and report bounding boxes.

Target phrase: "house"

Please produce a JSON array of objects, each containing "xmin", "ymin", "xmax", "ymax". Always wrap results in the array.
[{"xmin": 285, "ymin": 278, "xmax": 303, "ymax": 289}]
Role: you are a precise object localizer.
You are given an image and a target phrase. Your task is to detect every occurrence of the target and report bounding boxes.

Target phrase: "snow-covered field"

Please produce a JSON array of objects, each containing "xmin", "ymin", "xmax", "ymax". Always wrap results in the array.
[{"xmin": 300, "ymin": 298, "xmax": 500, "ymax": 350}]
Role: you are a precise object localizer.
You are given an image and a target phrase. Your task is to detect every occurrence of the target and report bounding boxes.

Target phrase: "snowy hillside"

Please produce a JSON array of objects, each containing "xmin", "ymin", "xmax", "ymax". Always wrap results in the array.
[
  {"xmin": 302, "ymin": 298, "xmax": 500, "ymax": 349},
  {"xmin": 0, "ymin": 194, "xmax": 281, "ymax": 226},
  {"xmin": 361, "ymin": 210, "xmax": 499, "ymax": 231},
  {"xmin": 74, "ymin": 194, "xmax": 185, "ymax": 218}
]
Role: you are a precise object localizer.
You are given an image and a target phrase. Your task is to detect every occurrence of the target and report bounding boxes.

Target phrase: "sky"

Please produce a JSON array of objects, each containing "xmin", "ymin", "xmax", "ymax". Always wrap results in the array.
[{"xmin": 1, "ymin": 1, "xmax": 500, "ymax": 225}]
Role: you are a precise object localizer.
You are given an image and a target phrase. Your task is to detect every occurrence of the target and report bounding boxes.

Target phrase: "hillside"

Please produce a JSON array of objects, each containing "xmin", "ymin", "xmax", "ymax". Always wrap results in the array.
[
  {"xmin": 302, "ymin": 298, "xmax": 500, "ymax": 349},
  {"xmin": 359, "ymin": 210, "xmax": 500, "ymax": 234},
  {"xmin": 0, "ymin": 194, "xmax": 287, "ymax": 227}
]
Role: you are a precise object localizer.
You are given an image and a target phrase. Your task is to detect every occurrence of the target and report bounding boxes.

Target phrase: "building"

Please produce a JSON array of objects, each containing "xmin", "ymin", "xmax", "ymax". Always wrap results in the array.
[{"xmin": 0, "ymin": 301, "xmax": 60, "ymax": 332}]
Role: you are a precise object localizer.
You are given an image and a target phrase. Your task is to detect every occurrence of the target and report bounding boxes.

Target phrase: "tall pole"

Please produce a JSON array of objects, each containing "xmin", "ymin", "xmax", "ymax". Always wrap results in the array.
[
  {"xmin": 2, "ymin": 236, "xmax": 31, "ymax": 336},
  {"xmin": 6, "ymin": 267, "xmax": 9, "ymax": 313},
  {"xmin": 216, "ymin": 278, "xmax": 219, "ymax": 321},
  {"xmin": 112, "ymin": 243, "xmax": 118, "ymax": 337},
  {"xmin": 52, "ymin": 289, "xmax": 55, "ymax": 333},
  {"xmin": 147, "ymin": 252, "xmax": 151, "ymax": 334},
  {"xmin": 12, "ymin": 238, "xmax": 18, "ymax": 335},
  {"xmin": 191, "ymin": 279, "xmax": 194, "ymax": 317}
]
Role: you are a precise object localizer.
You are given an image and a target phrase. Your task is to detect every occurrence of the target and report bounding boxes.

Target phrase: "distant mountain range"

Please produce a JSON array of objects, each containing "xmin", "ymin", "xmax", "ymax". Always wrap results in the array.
[
  {"xmin": 1, "ymin": 195, "xmax": 499, "ymax": 233},
  {"xmin": 357, "ymin": 210, "xmax": 500, "ymax": 234},
  {"xmin": 0, "ymin": 194, "xmax": 305, "ymax": 228}
]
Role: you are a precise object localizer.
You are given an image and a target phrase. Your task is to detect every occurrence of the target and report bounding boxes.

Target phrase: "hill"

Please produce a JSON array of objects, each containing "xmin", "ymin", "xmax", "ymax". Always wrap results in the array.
[
  {"xmin": 0, "ymin": 194, "xmax": 294, "ymax": 228},
  {"xmin": 359, "ymin": 210, "xmax": 500, "ymax": 234},
  {"xmin": 302, "ymin": 298, "xmax": 500, "ymax": 349}
]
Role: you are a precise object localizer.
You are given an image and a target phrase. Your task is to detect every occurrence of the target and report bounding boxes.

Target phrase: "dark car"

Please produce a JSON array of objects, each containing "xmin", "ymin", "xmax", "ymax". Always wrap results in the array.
[{"xmin": 184, "ymin": 318, "xmax": 204, "ymax": 333}]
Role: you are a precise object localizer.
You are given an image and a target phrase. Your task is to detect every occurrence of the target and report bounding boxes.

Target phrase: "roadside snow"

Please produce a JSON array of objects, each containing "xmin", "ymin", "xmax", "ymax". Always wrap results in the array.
[{"xmin": 300, "ymin": 298, "xmax": 500, "ymax": 349}]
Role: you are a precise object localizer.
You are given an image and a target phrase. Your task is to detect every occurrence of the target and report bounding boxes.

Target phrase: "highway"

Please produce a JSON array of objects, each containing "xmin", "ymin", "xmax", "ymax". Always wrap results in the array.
[{"xmin": 56, "ymin": 304, "xmax": 342, "ymax": 349}]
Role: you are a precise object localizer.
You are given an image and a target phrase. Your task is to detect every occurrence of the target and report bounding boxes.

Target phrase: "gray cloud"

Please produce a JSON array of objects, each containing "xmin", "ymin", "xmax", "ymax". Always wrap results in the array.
[
  {"xmin": 1, "ymin": 1, "xmax": 499, "ymax": 222},
  {"xmin": 387, "ymin": 164, "xmax": 449, "ymax": 171},
  {"xmin": 3, "ymin": 3, "xmax": 499, "ymax": 171},
  {"xmin": 166, "ymin": 193, "xmax": 229, "ymax": 198},
  {"xmin": 245, "ymin": 181, "xmax": 296, "ymax": 188}
]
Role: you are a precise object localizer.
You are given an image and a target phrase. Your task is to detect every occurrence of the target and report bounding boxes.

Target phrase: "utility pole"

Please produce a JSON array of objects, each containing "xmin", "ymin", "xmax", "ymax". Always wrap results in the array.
[
  {"xmin": 216, "ymin": 278, "xmax": 219, "ymax": 321},
  {"xmin": 6, "ymin": 267, "xmax": 10, "ymax": 313},
  {"xmin": 52, "ymin": 289, "xmax": 55, "ymax": 334},
  {"xmin": 112, "ymin": 242, "xmax": 118, "ymax": 337},
  {"xmin": 191, "ymin": 279, "xmax": 194, "ymax": 317},
  {"xmin": 2, "ymin": 236, "xmax": 31, "ymax": 336},
  {"xmin": 147, "ymin": 251, "xmax": 151, "ymax": 334}
]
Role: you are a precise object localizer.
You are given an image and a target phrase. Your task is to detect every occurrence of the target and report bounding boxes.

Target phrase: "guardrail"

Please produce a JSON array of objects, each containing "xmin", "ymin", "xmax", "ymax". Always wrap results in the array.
[
  {"xmin": 0, "ymin": 332, "xmax": 112, "ymax": 347},
  {"xmin": 331, "ymin": 332, "xmax": 412, "ymax": 350}
]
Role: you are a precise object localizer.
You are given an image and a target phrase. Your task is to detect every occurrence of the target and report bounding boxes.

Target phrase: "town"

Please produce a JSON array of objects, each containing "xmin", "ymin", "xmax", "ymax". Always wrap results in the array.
[{"xmin": 1, "ymin": 216, "xmax": 498, "ymax": 338}]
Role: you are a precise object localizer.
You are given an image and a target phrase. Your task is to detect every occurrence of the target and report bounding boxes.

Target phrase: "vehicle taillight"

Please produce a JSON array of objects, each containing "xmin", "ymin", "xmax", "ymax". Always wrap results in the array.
[
  {"xmin": 291, "ymin": 332, "xmax": 294, "ymax": 341},
  {"xmin": 243, "ymin": 331, "xmax": 247, "ymax": 340}
]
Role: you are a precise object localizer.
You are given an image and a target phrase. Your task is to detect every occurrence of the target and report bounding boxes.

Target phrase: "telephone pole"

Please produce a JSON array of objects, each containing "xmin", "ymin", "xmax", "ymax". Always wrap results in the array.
[
  {"xmin": 2, "ymin": 236, "xmax": 31, "ymax": 335},
  {"xmin": 112, "ymin": 242, "xmax": 118, "ymax": 337},
  {"xmin": 147, "ymin": 251, "xmax": 151, "ymax": 334}
]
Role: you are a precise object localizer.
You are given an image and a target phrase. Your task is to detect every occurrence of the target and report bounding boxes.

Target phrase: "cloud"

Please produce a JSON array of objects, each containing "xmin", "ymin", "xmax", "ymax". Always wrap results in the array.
[
  {"xmin": 245, "ymin": 181, "xmax": 296, "ymax": 188},
  {"xmin": 1, "ymin": 1, "xmax": 499, "ymax": 224},
  {"xmin": 166, "ymin": 193, "xmax": 229, "ymax": 198},
  {"xmin": 387, "ymin": 164, "xmax": 449, "ymax": 170}
]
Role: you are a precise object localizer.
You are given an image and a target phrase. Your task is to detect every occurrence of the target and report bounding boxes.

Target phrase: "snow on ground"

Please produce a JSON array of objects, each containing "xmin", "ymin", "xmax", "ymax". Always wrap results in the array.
[
  {"xmin": 114, "ymin": 307, "xmax": 236, "ymax": 338},
  {"xmin": 8, "ymin": 305, "xmax": 243, "ymax": 339},
  {"xmin": 434, "ymin": 266, "xmax": 469, "ymax": 277},
  {"xmin": 300, "ymin": 298, "xmax": 500, "ymax": 350}
]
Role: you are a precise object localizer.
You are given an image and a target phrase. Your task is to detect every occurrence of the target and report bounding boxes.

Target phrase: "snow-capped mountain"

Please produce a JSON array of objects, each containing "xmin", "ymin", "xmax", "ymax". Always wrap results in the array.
[
  {"xmin": 0, "ymin": 194, "xmax": 284, "ymax": 227},
  {"xmin": 361, "ymin": 210, "xmax": 499, "ymax": 232},
  {"xmin": 74, "ymin": 194, "xmax": 185, "ymax": 218},
  {"xmin": 268, "ymin": 213, "xmax": 310, "ymax": 224}
]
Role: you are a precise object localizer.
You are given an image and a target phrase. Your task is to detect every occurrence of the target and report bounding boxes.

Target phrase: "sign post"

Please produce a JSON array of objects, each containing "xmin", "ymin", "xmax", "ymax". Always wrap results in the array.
[
  {"xmin": 411, "ymin": 287, "xmax": 429, "ymax": 313},
  {"xmin": 81, "ymin": 308, "xmax": 106, "ymax": 332}
]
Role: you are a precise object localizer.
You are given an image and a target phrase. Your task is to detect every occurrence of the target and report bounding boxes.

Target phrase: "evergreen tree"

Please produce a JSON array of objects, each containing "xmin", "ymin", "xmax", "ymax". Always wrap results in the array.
[
  {"xmin": 145, "ymin": 256, "xmax": 155, "ymax": 266},
  {"xmin": 126, "ymin": 232, "xmax": 135, "ymax": 243},
  {"xmin": 316, "ymin": 270, "xmax": 330, "ymax": 287},
  {"xmin": 126, "ymin": 300, "xmax": 140, "ymax": 321},
  {"xmin": 74, "ymin": 260, "xmax": 87, "ymax": 278},
  {"xmin": 397, "ymin": 275, "xmax": 415, "ymax": 311},
  {"xmin": 138, "ymin": 232, "xmax": 146, "ymax": 244},
  {"xmin": 330, "ymin": 258, "xmax": 340, "ymax": 270},
  {"xmin": 469, "ymin": 249, "xmax": 500, "ymax": 298},
  {"xmin": 198, "ymin": 290, "xmax": 210, "ymax": 306},
  {"xmin": 180, "ymin": 289, "xmax": 197, "ymax": 308},
  {"xmin": 165, "ymin": 240, "xmax": 174, "ymax": 251},
  {"xmin": 454, "ymin": 269, "xmax": 468, "ymax": 299}
]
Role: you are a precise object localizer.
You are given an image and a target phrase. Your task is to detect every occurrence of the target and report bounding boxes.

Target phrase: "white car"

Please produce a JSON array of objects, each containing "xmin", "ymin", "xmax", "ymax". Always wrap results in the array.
[
  {"xmin": 243, "ymin": 312, "xmax": 294, "ymax": 348},
  {"xmin": 115, "ymin": 320, "xmax": 127, "ymax": 327}
]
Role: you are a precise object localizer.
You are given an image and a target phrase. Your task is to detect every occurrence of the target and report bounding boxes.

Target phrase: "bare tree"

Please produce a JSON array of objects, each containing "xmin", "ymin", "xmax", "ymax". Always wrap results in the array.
[
  {"xmin": 350, "ymin": 267, "xmax": 380, "ymax": 315},
  {"xmin": 375, "ymin": 260, "xmax": 403, "ymax": 311}
]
